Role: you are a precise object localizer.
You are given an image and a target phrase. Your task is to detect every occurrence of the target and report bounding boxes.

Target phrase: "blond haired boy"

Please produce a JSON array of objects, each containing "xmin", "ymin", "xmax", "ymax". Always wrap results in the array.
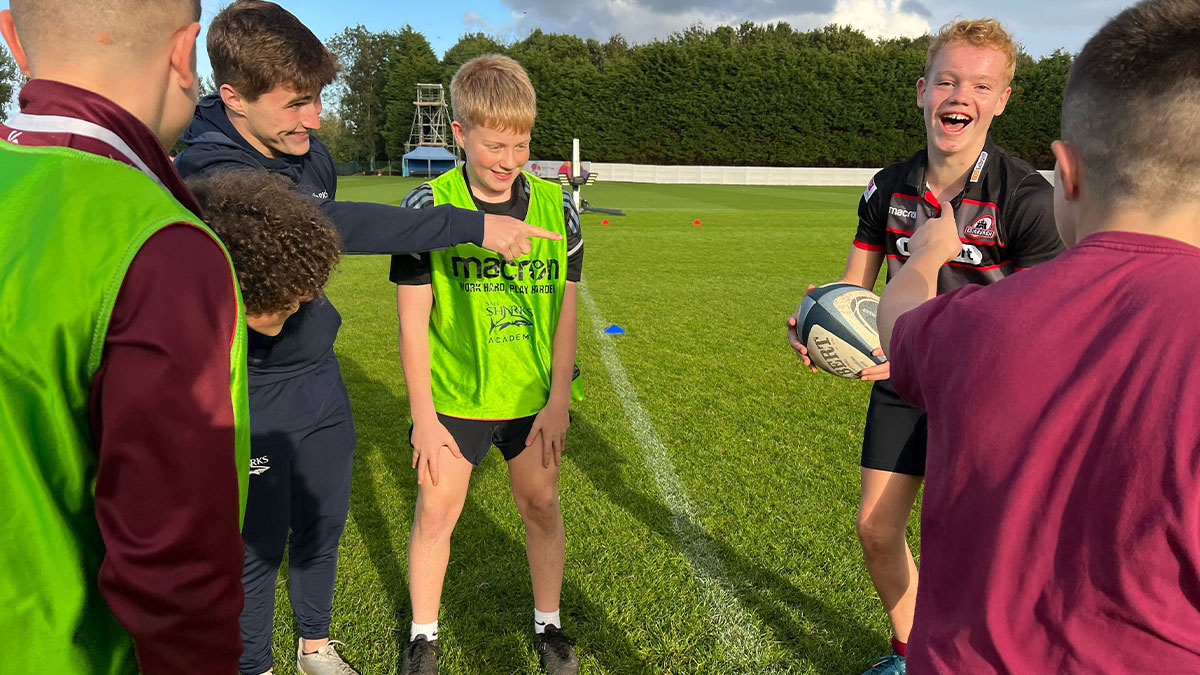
[
  {"xmin": 787, "ymin": 18, "xmax": 1062, "ymax": 674},
  {"xmin": 391, "ymin": 54, "xmax": 584, "ymax": 675}
]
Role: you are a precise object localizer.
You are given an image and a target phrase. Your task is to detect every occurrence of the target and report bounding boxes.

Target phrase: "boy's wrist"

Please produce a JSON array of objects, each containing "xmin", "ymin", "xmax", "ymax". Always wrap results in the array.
[
  {"xmin": 544, "ymin": 391, "xmax": 570, "ymax": 410},
  {"xmin": 906, "ymin": 251, "xmax": 947, "ymax": 273}
]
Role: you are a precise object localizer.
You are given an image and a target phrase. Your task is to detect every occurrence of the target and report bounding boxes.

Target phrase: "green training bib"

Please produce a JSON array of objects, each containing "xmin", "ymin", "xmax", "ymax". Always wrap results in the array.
[{"xmin": 427, "ymin": 169, "xmax": 583, "ymax": 418}]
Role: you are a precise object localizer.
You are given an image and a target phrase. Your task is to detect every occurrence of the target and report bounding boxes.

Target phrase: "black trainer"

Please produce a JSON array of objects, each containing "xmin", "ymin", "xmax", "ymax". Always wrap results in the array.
[
  {"xmin": 401, "ymin": 635, "xmax": 440, "ymax": 675},
  {"xmin": 534, "ymin": 625, "xmax": 580, "ymax": 675}
]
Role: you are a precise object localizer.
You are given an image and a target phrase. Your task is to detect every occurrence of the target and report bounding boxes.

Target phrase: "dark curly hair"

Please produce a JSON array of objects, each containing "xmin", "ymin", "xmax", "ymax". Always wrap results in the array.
[{"xmin": 187, "ymin": 171, "xmax": 342, "ymax": 315}]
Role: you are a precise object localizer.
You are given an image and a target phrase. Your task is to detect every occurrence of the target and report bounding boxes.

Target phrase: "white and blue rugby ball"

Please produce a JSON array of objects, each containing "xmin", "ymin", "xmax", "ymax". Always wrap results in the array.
[{"xmin": 794, "ymin": 282, "xmax": 886, "ymax": 378}]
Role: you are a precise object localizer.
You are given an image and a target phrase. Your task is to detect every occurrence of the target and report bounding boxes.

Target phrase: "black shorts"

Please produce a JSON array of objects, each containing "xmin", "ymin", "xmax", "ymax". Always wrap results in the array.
[
  {"xmin": 409, "ymin": 413, "xmax": 537, "ymax": 466},
  {"xmin": 860, "ymin": 379, "xmax": 927, "ymax": 476}
]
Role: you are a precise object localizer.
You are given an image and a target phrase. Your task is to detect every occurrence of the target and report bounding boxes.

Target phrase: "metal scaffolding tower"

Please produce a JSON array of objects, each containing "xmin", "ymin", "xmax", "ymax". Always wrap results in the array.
[{"xmin": 406, "ymin": 83, "xmax": 458, "ymax": 156}]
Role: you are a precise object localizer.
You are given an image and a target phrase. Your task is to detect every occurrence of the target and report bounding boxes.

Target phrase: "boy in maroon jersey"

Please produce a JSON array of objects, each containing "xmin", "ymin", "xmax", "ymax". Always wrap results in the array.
[{"xmin": 877, "ymin": 0, "xmax": 1200, "ymax": 670}]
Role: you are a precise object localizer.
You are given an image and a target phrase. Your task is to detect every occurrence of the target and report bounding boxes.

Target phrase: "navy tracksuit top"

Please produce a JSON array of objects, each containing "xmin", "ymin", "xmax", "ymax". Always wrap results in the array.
[{"xmin": 175, "ymin": 94, "xmax": 485, "ymax": 384}]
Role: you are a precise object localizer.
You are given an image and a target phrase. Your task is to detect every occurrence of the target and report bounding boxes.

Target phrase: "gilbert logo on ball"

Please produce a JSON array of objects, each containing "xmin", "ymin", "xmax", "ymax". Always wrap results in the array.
[{"xmin": 794, "ymin": 282, "xmax": 886, "ymax": 378}]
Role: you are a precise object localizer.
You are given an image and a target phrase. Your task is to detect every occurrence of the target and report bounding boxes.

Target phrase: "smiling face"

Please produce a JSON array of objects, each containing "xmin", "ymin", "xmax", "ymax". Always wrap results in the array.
[
  {"xmin": 452, "ymin": 120, "xmax": 531, "ymax": 203},
  {"xmin": 224, "ymin": 83, "xmax": 322, "ymax": 158},
  {"xmin": 917, "ymin": 42, "xmax": 1012, "ymax": 159}
]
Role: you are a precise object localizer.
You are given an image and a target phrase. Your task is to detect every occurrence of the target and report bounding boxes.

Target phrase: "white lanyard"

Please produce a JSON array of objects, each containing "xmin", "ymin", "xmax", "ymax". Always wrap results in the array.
[{"xmin": 6, "ymin": 113, "xmax": 166, "ymax": 189}]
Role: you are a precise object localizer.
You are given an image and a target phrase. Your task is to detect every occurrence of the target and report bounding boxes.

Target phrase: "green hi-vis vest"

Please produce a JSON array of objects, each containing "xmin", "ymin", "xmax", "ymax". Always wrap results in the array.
[
  {"xmin": 0, "ymin": 140, "xmax": 250, "ymax": 674},
  {"xmin": 427, "ymin": 170, "xmax": 583, "ymax": 419}
]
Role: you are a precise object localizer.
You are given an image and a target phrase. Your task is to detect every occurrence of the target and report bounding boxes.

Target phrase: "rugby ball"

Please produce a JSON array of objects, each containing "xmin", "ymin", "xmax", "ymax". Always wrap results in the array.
[{"xmin": 793, "ymin": 282, "xmax": 886, "ymax": 378}]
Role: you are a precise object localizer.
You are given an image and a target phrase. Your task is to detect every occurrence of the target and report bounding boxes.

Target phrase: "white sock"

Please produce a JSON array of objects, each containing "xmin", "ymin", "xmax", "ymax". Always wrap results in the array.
[
  {"xmin": 534, "ymin": 608, "xmax": 560, "ymax": 634},
  {"xmin": 411, "ymin": 620, "xmax": 439, "ymax": 642}
]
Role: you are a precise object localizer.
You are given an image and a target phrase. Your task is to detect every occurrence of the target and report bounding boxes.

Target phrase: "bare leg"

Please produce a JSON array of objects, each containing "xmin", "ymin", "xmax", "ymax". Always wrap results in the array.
[
  {"xmin": 507, "ymin": 446, "xmax": 564, "ymax": 613},
  {"xmin": 408, "ymin": 449, "xmax": 474, "ymax": 624},
  {"xmin": 857, "ymin": 467, "xmax": 923, "ymax": 643}
]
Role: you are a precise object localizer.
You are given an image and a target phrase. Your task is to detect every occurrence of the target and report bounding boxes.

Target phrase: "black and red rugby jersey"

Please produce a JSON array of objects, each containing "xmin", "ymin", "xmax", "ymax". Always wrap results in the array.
[{"xmin": 854, "ymin": 137, "xmax": 1063, "ymax": 293}]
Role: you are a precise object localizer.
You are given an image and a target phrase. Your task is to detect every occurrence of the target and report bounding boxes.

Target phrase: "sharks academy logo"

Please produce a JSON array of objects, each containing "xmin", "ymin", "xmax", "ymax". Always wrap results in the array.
[{"xmin": 487, "ymin": 304, "xmax": 534, "ymax": 334}]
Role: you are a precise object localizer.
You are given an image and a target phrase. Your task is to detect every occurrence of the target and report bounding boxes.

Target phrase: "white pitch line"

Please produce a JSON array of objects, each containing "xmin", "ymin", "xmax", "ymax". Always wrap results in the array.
[{"xmin": 578, "ymin": 281, "xmax": 769, "ymax": 668}]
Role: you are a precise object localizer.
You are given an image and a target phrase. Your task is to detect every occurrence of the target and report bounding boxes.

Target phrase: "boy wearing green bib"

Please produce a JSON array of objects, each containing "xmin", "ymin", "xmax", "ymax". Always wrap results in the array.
[{"xmin": 391, "ymin": 54, "xmax": 584, "ymax": 675}]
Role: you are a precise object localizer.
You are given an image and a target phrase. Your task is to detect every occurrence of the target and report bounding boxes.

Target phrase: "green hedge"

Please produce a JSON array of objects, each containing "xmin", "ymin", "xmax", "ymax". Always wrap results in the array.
[{"xmin": 328, "ymin": 24, "xmax": 1072, "ymax": 169}]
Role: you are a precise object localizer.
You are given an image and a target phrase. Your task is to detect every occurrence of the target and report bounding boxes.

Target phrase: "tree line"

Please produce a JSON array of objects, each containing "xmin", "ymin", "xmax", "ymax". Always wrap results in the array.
[
  {"xmin": 0, "ymin": 23, "xmax": 1070, "ymax": 169},
  {"xmin": 321, "ymin": 23, "xmax": 1073, "ymax": 171}
]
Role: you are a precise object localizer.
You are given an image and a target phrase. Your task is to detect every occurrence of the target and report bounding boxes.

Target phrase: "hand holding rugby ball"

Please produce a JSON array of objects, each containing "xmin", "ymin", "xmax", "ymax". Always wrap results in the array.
[{"xmin": 792, "ymin": 283, "xmax": 887, "ymax": 378}]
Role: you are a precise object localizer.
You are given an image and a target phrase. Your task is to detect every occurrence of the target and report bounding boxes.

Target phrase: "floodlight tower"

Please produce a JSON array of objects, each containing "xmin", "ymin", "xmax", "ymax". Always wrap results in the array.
[{"xmin": 406, "ymin": 83, "xmax": 458, "ymax": 156}]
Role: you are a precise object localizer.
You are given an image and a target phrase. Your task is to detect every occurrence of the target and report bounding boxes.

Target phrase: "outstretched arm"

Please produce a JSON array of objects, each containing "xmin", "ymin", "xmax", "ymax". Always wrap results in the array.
[{"xmin": 322, "ymin": 198, "xmax": 560, "ymax": 260}]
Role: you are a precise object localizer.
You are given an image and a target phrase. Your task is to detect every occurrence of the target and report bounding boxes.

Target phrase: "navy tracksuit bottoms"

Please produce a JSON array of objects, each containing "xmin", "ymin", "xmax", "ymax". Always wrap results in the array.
[{"xmin": 238, "ymin": 355, "xmax": 356, "ymax": 674}]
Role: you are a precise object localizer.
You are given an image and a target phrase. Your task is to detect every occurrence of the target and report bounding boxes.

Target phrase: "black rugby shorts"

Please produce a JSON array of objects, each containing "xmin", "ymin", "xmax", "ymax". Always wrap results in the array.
[
  {"xmin": 409, "ymin": 413, "xmax": 538, "ymax": 466},
  {"xmin": 860, "ymin": 379, "xmax": 927, "ymax": 476}
]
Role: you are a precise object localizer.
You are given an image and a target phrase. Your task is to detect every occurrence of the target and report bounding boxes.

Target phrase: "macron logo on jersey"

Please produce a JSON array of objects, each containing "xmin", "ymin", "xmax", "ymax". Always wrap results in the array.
[
  {"xmin": 863, "ymin": 178, "xmax": 877, "ymax": 202},
  {"xmin": 6, "ymin": 130, "xmax": 21, "ymax": 144}
]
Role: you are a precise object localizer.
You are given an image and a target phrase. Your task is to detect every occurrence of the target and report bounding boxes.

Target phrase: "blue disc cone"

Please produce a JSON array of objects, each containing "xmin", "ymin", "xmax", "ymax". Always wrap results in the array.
[{"xmin": 604, "ymin": 325, "xmax": 626, "ymax": 335}]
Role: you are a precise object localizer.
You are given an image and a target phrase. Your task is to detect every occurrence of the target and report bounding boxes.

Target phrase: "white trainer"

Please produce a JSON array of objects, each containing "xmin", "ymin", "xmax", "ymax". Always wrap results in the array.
[{"xmin": 296, "ymin": 639, "xmax": 359, "ymax": 675}]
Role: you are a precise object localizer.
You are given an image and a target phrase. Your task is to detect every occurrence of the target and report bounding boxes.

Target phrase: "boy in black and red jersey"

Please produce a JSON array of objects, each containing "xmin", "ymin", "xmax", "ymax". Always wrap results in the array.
[{"xmin": 787, "ymin": 18, "xmax": 1062, "ymax": 675}]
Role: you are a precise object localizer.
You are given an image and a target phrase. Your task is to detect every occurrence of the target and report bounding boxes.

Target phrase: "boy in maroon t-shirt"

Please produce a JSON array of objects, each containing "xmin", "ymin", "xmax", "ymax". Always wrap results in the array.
[{"xmin": 877, "ymin": 0, "xmax": 1200, "ymax": 671}]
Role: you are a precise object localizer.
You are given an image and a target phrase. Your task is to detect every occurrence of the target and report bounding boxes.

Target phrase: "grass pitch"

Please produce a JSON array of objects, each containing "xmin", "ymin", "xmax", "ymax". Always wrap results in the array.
[{"xmin": 266, "ymin": 176, "xmax": 914, "ymax": 674}]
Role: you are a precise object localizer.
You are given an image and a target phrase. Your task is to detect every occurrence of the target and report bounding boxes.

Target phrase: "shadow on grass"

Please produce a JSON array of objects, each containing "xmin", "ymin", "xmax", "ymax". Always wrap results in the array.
[
  {"xmin": 565, "ymin": 414, "xmax": 882, "ymax": 673},
  {"xmin": 339, "ymin": 356, "xmax": 651, "ymax": 674}
]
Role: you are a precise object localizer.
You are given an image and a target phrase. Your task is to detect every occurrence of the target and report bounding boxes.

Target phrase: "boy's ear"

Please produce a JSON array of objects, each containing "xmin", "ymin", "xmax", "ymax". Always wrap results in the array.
[
  {"xmin": 221, "ymin": 83, "xmax": 249, "ymax": 116},
  {"xmin": 0, "ymin": 10, "xmax": 32, "ymax": 76},
  {"xmin": 1051, "ymin": 140, "xmax": 1083, "ymax": 203},
  {"xmin": 451, "ymin": 120, "xmax": 465, "ymax": 146},
  {"xmin": 993, "ymin": 85, "xmax": 1013, "ymax": 118},
  {"xmin": 915, "ymin": 77, "xmax": 927, "ymax": 109},
  {"xmin": 168, "ymin": 22, "xmax": 201, "ymax": 96}
]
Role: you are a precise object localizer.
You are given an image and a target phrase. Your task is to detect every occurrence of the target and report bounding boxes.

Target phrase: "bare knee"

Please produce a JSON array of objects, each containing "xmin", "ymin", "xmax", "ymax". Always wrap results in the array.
[
  {"xmin": 856, "ymin": 509, "xmax": 905, "ymax": 557},
  {"xmin": 413, "ymin": 498, "xmax": 463, "ymax": 542},
  {"xmin": 515, "ymin": 488, "xmax": 561, "ymax": 532}
]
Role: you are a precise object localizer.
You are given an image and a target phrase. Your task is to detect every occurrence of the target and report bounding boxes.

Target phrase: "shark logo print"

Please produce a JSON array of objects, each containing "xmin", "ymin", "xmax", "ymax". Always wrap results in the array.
[{"xmin": 484, "ymin": 303, "xmax": 532, "ymax": 338}]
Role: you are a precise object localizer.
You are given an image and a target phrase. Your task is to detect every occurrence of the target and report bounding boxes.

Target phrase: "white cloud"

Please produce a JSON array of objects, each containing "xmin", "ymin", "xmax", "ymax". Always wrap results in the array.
[
  {"xmin": 498, "ymin": 0, "xmax": 928, "ymax": 45},
  {"xmin": 495, "ymin": 0, "xmax": 1134, "ymax": 56},
  {"xmin": 828, "ymin": 0, "xmax": 929, "ymax": 39},
  {"xmin": 462, "ymin": 10, "xmax": 493, "ymax": 30}
]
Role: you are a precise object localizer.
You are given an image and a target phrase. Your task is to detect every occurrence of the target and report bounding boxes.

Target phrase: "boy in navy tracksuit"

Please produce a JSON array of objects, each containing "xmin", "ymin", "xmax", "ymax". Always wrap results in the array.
[{"xmin": 174, "ymin": 2, "xmax": 559, "ymax": 673}]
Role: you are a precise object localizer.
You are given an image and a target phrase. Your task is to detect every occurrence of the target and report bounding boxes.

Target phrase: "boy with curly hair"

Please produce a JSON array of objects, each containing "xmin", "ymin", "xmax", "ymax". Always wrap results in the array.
[
  {"xmin": 392, "ymin": 54, "xmax": 583, "ymax": 675},
  {"xmin": 187, "ymin": 171, "xmax": 342, "ymax": 337}
]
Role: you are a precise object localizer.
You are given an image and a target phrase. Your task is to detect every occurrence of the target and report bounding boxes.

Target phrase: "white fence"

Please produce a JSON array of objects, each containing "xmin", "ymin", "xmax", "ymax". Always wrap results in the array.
[{"xmin": 526, "ymin": 161, "xmax": 1055, "ymax": 187}]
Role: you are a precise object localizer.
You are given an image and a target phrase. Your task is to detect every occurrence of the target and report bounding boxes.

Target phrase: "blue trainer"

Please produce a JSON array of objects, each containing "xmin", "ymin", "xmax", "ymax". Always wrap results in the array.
[{"xmin": 861, "ymin": 653, "xmax": 906, "ymax": 675}]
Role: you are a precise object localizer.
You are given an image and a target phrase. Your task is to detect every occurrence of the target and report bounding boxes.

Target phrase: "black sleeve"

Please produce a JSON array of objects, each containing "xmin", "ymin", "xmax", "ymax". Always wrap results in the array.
[
  {"xmin": 853, "ymin": 172, "xmax": 887, "ymax": 251},
  {"xmin": 563, "ymin": 187, "xmax": 583, "ymax": 282},
  {"xmin": 1007, "ymin": 173, "xmax": 1064, "ymax": 269},
  {"xmin": 319, "ymin": 198, "xmax": 484, "ymax": 256},
  {"xmin": 389, "ymin": 184, "xmax": 434, "ymax": 285}
]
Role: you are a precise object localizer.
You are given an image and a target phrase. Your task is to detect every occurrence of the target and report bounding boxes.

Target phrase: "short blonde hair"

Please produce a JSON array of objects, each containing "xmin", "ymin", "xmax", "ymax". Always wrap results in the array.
[
  {"xmin": 450, "ymin": 54, "xmax": 537, "ymax": 133},
  {"xmin": 926, "ymin": 18, "xmax": 1018, "ymax": 85}
]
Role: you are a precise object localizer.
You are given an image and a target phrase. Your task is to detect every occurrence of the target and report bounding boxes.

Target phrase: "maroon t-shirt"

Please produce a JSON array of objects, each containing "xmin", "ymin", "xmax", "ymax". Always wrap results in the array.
[
  {"xmin": 2, "ymin": 80, "xmax": 244, "ymax": 673},
  {"xmin": 890, "ymin": 231, "xmax": 1200, "ymax": 672}
]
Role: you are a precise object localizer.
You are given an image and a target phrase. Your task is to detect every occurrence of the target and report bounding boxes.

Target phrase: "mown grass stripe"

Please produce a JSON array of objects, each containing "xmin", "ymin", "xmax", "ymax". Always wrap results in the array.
[{"xmin": 578, "ymin": 280, "xmax": 769, "ymax": 668}]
